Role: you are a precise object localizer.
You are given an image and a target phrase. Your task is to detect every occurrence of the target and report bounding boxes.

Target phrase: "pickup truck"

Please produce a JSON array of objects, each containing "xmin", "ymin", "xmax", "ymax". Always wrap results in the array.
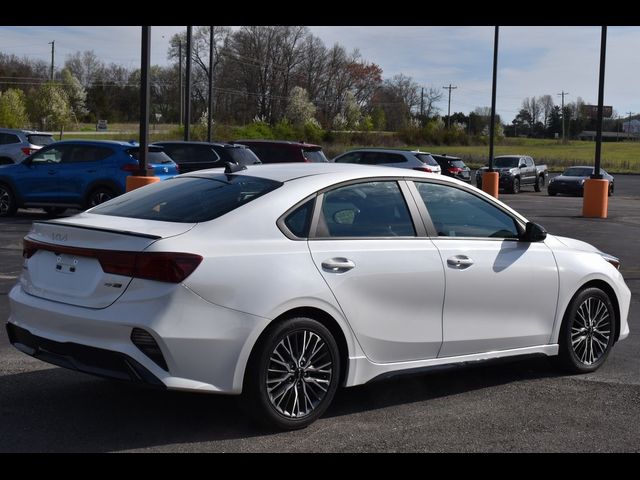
[{"xmin": 476, "ymin": 155, "xmax": 548, "ymax": 194}]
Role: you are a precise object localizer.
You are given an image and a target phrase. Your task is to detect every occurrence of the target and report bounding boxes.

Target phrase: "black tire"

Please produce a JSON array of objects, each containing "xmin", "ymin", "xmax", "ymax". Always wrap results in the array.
[
  {"xmin": 534, "ymin": 175, "xmax": 545, "ymax": 192},
  {"xmin": 86, "ymin": 187, "xmax": 115, "ymax": 209},
  {"xmin": 0, "ymin": 183, "xmax": 18, "ymax": 217},
  {"xmin": 548, "ymin": 190, "xmax": 557, "ymax": 196},
  {"xmin": 511, "ymin": 177, "xmax": 520, "ymax": 194},
  {"xmin": 43, "ymin": 207, "xmax": 67, "ymax": 216},
  {"xmin": 557, "ymin": 287, "xmax": 617, "ymax": 374},
  {"xmin": 243, "ymin": 317, "xmax": 341, "ymax": 430},
  {"xmin": 609, "ymin": 183, "xmax": 614, "ymax": 196},
  {"xmin": 0, "ymin": 158, "xmax": 14, "ymax": 165}
]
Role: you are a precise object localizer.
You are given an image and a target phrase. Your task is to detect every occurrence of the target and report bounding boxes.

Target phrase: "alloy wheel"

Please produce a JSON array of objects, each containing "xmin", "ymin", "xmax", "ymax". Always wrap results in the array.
[
  {"xmin": 266, "ymin": 330, "xmax": 333, "ymax": 419},
  {"xmin": 571, "ymin": 296, "xmax": 611, "ymax": 366}
]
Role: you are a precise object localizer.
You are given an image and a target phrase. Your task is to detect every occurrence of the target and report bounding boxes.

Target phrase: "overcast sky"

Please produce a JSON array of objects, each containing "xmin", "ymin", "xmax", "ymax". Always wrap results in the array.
[{"xmin": 2, "ymin": 25, "xmax": 639, "ymax": 123}]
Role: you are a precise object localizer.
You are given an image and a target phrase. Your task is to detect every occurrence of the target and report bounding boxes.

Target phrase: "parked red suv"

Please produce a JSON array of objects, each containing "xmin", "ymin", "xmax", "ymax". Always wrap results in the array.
[{"xmin": 231, "ymin": 140, "xmax": 328, "ymax": 163}]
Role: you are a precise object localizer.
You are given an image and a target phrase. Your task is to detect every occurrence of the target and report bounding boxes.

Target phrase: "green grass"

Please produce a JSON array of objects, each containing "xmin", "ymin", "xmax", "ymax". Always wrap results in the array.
[{"xmin": 413, "ymin": 138, "xmax": 640, "ymax": 173}]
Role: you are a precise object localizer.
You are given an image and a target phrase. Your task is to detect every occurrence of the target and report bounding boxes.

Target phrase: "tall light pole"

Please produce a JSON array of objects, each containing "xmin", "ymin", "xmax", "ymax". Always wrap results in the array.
[
  {"xmin": 207, "ymin": 26, "xmax": 214, "ymax": 142},
  {"xmin": 582, "ymin": 26, "xmax": 608, "ymax": 219},
  {"xmin": 442, "ymin": 84, "xmax": 457, "ymax": 128},
  {"xmin": 48, "ymin": 41, "xmax": 55, "ymax": 80},
  {"xmin": 184, "ymin": 26, "xmax": 192, "ymax": 141},
  {"xmin": 557, "ymin": 91, "xmax": 569, "ymax": 143},
  {"xmin": 626, "ymin": 111, "xmax": 634, "ymax": 140},
  {"xmin": 482, "ymin": 26, "xmax": 500, "ymax": 199},
  {"xmin": 178, "ymin": 40, "xmax": 183, "ymax": 126}
]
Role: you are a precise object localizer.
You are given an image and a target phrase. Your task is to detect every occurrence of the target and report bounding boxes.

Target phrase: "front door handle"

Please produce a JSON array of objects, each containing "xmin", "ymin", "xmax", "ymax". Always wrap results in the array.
[
  {"xmin": 447, "ymin": 255, "xmax": 474, "ymax": 269},
  {"xmin": 321, "ymin": 257, "xmax": 355, "ymax": 273}
]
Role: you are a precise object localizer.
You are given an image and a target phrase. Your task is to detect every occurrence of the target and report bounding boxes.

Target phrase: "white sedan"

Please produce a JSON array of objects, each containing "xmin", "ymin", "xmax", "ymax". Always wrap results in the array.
[{"xmin": 6, "ymin": 163, "xmax": 631, "ymax": 430}]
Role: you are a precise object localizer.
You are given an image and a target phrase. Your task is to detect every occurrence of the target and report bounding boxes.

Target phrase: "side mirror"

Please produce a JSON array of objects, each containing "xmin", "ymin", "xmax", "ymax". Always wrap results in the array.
[
  {"xmin": 519, "ymin": 162, "xmax": 526, "ymax": 168},
  {"xmin": 520, "ymin": 222, "xmax": 547, "ymax": 242}
]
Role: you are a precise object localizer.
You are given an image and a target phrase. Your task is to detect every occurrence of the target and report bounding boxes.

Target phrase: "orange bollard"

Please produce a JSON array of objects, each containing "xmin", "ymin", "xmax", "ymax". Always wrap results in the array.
[
  {"xmin": 481, "ymin": 171, "xmax": 499, "ymax": 199},
  {"xmin": 126, "ymin": 176, "xmax": 160, "ymax": 192},
  {"xmin": 582, "ymin": 178, "xmax": 609, "ymax": 218}
]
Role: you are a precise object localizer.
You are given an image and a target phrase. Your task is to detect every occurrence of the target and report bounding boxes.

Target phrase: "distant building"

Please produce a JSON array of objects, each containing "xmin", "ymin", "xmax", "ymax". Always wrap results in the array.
[
  {"xmin": 577, "ymin": 130, "xmax": 635, "ymax": 141},
  {"xmin": 622, "ymin": 119, "xmax": 640, "ymax": 134}
]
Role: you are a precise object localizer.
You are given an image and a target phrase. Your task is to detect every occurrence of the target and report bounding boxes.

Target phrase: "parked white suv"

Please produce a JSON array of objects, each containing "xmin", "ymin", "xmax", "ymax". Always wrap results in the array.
[{"xmin": 0, "ymin": 128, "xmax": 55, "ymax": 165}]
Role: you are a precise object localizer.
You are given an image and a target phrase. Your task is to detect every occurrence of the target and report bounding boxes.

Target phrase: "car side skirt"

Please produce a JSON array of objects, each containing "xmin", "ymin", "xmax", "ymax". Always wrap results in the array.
[{"xmin": 345, "ymin": 344, "xmax": 559, "ymax": 386}]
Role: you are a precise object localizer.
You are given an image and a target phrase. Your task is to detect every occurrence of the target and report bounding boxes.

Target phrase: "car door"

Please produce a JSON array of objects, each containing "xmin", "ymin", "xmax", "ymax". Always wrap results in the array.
[
  {"xmin": 524, "ymin": 157, "xmax": 536, "ymax": 184},
  {"xmin": 55, "ymin": 144, "xmax": 113, "ymax": 203},
  {"xmin": 410, "ymin": 180, "xmax": 559, "ymax": 357},
  {"xmin": 19, "ymin": 144, "xmax": 70, "ymax": 202},
  {"xmin": 307, "ymin": 179, "xmax": 445, "ymax": 363}
]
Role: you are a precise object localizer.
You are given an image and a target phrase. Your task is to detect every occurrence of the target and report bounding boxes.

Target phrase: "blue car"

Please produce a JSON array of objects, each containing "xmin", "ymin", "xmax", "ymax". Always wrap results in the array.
[{"xmin": 0, "ymin": 140, "xmax": 178, "ymax": 217}]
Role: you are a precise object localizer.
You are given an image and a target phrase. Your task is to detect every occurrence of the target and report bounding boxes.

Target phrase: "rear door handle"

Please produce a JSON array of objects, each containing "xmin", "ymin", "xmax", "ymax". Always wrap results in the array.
[
  {"xmin": 447, "ymin": 255, "xmax": 474, "ymax": 269},
  {"xmin": 321, "ymin": 257, "xmax": 355, "ymax": 273}
]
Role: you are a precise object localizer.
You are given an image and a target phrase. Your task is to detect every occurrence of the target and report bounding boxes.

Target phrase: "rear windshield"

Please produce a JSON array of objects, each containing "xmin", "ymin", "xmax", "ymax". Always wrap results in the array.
[
  {"xmin": 227, "ymin": 147, "xmax": 262, "ymax": 165},
  {"xmin": 128, "ymin": 148, "xmax": 174, "ymax": 164},
  {"xmin": 303, "ymin": 149, "xmax": 328, "ymax": 163},
  {"xmin": 449, "ymin": 160, "xmax": 466, "ymax": 168},
  {"xmin": 415, "ymin": 153, "xmax": 439, "ymax": 166},
  {"xmin": 27, "ymin": 134, "xmax": 55, "ymax": 146},
  {"xmin": 90, "ymin": 175, "xmax": 283, "ymax": 223}
]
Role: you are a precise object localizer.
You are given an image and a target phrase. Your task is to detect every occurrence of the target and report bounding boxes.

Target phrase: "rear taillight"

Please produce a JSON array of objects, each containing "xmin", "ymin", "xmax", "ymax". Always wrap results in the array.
[
  {"xmin": 21, "ymin": 147, "xmax": 36, "ymax": 156},
  {"xmin": 448, "ymin": 167, "xmax": 463, "ymax": 174},
  {"xmin": 23, "ymin": 239, "xmax": 202, "ymax": 283},
  {"xmin": 121, "ymin": 163, "xmax": 139, "ymax": 172},
  {"xmin": 414, "ymin": 166, "xmax": 434, "ymax": 173}
]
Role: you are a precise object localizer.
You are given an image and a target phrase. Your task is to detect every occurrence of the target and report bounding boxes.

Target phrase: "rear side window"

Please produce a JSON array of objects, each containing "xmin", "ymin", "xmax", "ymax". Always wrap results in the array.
[
  {"xmin": 415, "ymin": 154, "xmax": 438, "ymax": 166},
  {"xmin": 316, "ymin": 181, "xmax": 415, "ymax": 238},
  {"xmin": 27, "ymin": 134, "xmax": 54, "ymax": 146},
  {"xmin": 227, "ymin": 147, "xmax": 262, "ymax": 165},
  {"xmin": 91, "ymin": 175, "xmax": 283, "ymax": 223},
  {"xmin": 303, "ymin": 149, "xmax": 328, "ymax": 163},
  {"xmin": 244, "ymin": 146, "xmax": 290, "ymax": 163},
  {"xmin": 361, "ymin": 152, "xmax": 405, "ymax": 164},
  {"xmin": 0, "ymin": 133, "xmax": 20, "ymax": 144},
  {"xmin": 283, "ymin": 198, "xmax": 315, "ymax": 238},
  {"xmin": 334, "ymin": 152, "xmax": 363, "ymax": 164},
  {"xmin": 64, "ymin": 145, "xmax": 113, "ymax": 163}
]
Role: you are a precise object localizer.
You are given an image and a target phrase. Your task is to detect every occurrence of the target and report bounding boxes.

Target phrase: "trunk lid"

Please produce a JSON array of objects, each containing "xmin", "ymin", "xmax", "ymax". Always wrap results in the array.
[{"xmin": 21, "ymin": 215, "xmax": 195, "ymax": 309}]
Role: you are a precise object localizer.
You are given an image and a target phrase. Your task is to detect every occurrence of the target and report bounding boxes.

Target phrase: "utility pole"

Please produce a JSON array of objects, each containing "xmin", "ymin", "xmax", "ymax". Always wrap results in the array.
[
  {"xmin": 184, "ymin": 26, "xmax": 192, "ymax": 141},
  {"xmin": 420, "ymin": 87, "xmax": 424, "ymax": 117},
  {"xmin": 178, "ymin": 40, "xmax": 183, "ymax": 126},
  {"xmin": 557, "ymin": 91, "xmax": 569, "ymax": 143},
  {"xmin": 207, "ymin": 26, "xmax": 214, "ymax": 142},
  {"xmin": 626, "ymin": 111, "xmax": 635, "ymax": 140},
  {"xmin": 442, "ymin": 84, "xmax": 457, "ymax": 128},
  {"xmin": 48, "ymin": 41, "xmax": 55, "ymax": 81}
]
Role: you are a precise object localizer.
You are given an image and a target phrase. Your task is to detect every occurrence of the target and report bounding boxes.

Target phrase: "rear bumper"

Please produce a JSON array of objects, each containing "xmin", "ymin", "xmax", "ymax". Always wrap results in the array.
[
  {"xmin": 6, "ymin": 323, "xmax": 164, "ymax": 387},
  {"xmin": 8, "ymin": 281, "xmax": 271, "ymax": 394}
]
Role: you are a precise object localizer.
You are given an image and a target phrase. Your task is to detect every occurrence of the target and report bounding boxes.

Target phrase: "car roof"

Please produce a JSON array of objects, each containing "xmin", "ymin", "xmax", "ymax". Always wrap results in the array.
[
  {"xmin": 49, "ymin": 140, "xmax": 140, "ymax": 148},
  {"xmin": 152, "ymin": 140, "xmax": 245, "ymax": 148},
  {"xmin": 0, "ymin": 128, "xmax": 52, "ymax": 135},
  {"xmin": 180, "ymin": 162, "xmax": 442, "ymax": 183},
  {"xmin": 342, "ymin": 148, "xmax": 433, "ymax": 155},
  {"xmin": 232, "ymin": 139, "xmax": 322, "ymax": 148}
]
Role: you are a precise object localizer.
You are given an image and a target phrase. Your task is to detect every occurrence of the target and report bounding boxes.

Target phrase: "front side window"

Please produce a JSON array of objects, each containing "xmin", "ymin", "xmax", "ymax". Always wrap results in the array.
[
  {"xmin": 415, "ymin": 182, "xmax": 520, "ymax": 239},
  {"xmin": 316, "ymin": 181, "xmax": 415, "ymax": 238},
  {"xmin": 29, "ymin": 145, "xmax": 67, "ymax": 164}
]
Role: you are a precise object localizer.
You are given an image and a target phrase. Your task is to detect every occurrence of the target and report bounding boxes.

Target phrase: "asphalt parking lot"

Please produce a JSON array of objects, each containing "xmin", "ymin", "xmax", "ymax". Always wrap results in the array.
[{"xmin": 0, "ymin": 174, "xmax": 638, "ymax": 452}]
